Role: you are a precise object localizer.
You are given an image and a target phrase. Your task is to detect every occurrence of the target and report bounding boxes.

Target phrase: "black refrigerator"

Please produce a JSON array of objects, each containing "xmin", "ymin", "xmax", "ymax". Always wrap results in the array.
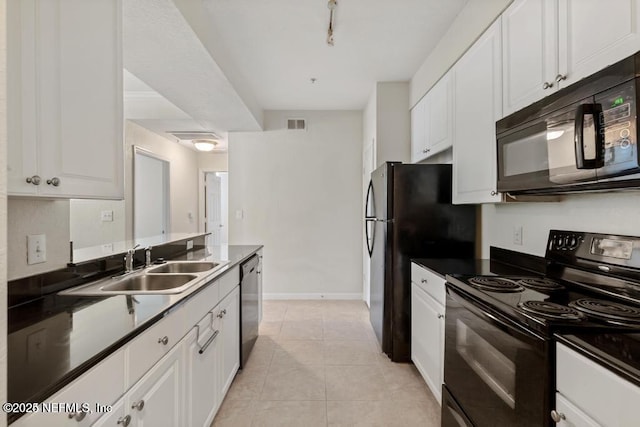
[{"xmin": 366, "ymin": 162, "xmax": 476, "ymax": 363}]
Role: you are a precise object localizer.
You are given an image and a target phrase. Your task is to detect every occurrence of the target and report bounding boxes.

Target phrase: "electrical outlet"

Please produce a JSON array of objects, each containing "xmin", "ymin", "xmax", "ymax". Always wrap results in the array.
[
  {"xmin": 27, "ymin": 234, "xmax": 47, "ymax": 264},
  {"xmin": 101, "ymin": 210, "xmax": 114, "ymax": 222},
  {"xmin": 513, "ymin": 226, "xmax": 523, "ymax": 246},
  {"xmin": 235, "ymin": 210, "xmax": 244, "ymax": 220}
]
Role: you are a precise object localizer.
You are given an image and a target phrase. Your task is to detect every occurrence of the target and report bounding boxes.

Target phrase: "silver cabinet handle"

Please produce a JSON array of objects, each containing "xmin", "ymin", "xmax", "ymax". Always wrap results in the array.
[
  {"xmin": 420, "ymin": 278, "xmax": 428, "ymax": 284},
  {"xmin": 550, "ymin": 410, "xmax": 566, "ymax": 423},
  {"xmin": 131, "ymin": 400, "xmax": 145, "ymax": 411},
  {"xmin": 542, "ymin": 81, "xmax": 553, "ymax": 89},
  {"xmin": 46, "ymin": 177, "xmax": 60, "ymax": 186},
  {"xmin": 422, "ymin": 148, "xmax": 431, "ymax": 154},
  {"xmin": 117, "ymin": 415, "xmax": 131, "ymax": 426},
  {"xmin": 555, "ymin": 74, "xmax": 567, "ymax": 83},
  {"xmin": 26, "ymin": 175, "xmax": 41, "ymax": 185},
  {"xmin": 437, "ymin": 314, "xmax": 444, "ymax": 319},
  {"xmin": 158, "ymin": 336, "xmax": 169, "ymax": 345},
  {"xmin": 67, "ymin": 411, "xmax": 87, "ymax": 421},
  {"xmin": 198, "ymin": 330, "xmax": 220, "ymax": 355},
  {"xmin": 490, "ymin": 190, "xmax": 498, "ymax": 196},
  {"xmin": 217, "ymin": 309, "xmax": 227, "ymax": 319}
]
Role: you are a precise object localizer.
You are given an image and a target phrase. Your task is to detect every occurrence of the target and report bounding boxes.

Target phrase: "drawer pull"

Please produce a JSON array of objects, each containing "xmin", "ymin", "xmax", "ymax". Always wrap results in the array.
[
  {"xmin": 437, "ymin": 314, "xmax": 444, "ymax": 319},
  {"xmin": 117, "ymin": 415, "xmax": 131, "ymax": 426},
  {"xmin": 67, "ymin": 411, "xmax": 87, "ymax": 421},
  {"xmin": 198, "ymin": 330, "xmax": 220, "ymax": 354},
  {"xmin": 217, "ymin": 309, "xmax": 227, "ymax": 319},
  {"xmin": 131, "ymin": 400, "xmax": 145, "ymax": 411},
  {"xmin": 421, "ymin": 279, "xmax": 428, "ymax": 284},
  {"xmin": 158, "ymin": 336, "xmax": 169, "ymax": 345},
  {"xmin": 550, "ymin": 410, "xmax": 566, "ymax": 423},
  {"xmin": 26, "ymin": 175, "xmax": 41, "ymax": 185}
]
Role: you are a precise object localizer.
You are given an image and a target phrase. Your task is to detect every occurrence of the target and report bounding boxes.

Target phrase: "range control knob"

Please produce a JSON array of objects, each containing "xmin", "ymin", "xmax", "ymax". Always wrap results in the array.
[
  {"xmin": 568, "ymin": 236, "xmax": 578, "ymax": 248},
  {"xmin": 554, "ymin": 236, "xmax": 565, "ymax": 249}
]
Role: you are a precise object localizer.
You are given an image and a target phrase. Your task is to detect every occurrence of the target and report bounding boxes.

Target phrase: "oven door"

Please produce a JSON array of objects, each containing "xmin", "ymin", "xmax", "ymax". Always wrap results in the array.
[
  {"xmin": 497, "ymin": 99, "xmax": 598, "ymax": 193},
  {"xmin": 443, "ymin": 287, "xmax": 551, "ymax": 427}
]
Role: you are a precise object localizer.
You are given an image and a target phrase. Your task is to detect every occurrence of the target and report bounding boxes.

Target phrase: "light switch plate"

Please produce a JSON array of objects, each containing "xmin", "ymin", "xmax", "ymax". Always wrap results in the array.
[
  {"xmin": 513, "ymin": 226, "xmax": 523, "ymax": 246},
  {"xmin": 27, "ymin": 234, "xmax": 47, "ymax": 264}
]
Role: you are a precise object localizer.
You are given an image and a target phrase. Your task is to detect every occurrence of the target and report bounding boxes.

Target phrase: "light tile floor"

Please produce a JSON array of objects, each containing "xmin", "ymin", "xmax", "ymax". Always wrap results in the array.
[{"xmin": 212, "ymin": 300, "xmax": 441, "ymax": 427}]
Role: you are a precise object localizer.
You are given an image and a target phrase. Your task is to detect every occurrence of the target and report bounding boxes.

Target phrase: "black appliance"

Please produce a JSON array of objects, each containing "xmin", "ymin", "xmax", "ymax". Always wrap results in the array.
[
  {"xmin": 240, "ymin": 255, "xmax": 259, "ymax": 368},
  {"xmin": 443, "ymin": 230, "xmax": 640, "ymax": 426},
  {"xmin": 365, "ymin": 162, "xmax": 476, "ymax": 362},
  {"xmin": 496, "ymin": 51, "xmax": 640, "ymax": 195}
]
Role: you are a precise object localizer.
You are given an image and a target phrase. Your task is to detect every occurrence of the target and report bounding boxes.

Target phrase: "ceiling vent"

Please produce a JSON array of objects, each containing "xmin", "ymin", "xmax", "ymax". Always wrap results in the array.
[
  {"xmin": 168, "ymin": 131, "xmax": 221, "ymax": 141},
  {"xmin": 287, "ymin": 118, "xmax": 306, "ymax": 130}
]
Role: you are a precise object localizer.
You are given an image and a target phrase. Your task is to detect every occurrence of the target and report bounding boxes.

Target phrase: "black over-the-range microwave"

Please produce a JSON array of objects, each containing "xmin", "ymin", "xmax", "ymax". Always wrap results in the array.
[{"xmin": 496, "ymin": 51, "xmax": 640, "ymax": 195}]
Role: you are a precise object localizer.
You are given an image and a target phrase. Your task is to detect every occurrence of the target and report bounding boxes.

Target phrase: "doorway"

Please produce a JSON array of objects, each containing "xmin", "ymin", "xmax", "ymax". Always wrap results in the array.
[
  {"xmin": 133, "ymin": 148, "xmax": 170, "ymax": 240},
  {"xmin": 205, "ymin": 172, "xmax": 228, "ymax": 245}
]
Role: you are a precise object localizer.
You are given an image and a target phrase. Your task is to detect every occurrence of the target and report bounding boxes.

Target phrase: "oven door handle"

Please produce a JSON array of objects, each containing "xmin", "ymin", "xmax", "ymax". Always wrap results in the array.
[
  {"xmin": 448, "ymin": 287, "xmax": 546, "ymax": 343},
  {"xmin": 574, "ymin": 103, "xmax": 604, "ymax": 170}
]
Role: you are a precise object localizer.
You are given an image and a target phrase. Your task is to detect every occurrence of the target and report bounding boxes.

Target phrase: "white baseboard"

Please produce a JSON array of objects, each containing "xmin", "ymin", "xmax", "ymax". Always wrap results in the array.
[{"xmin": 263, "ymin": 293, "xmax": 363, "ymax": 300}]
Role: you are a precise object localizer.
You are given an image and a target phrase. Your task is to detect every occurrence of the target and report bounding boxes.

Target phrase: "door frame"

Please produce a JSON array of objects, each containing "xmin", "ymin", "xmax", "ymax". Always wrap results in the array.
[
  {"xmin": 132, "ymin": 146, "xmax": 171, "ymax": 240},
  {"xmin": 198, "ymin": 168, "xmax": 228, "ymax": 239}
]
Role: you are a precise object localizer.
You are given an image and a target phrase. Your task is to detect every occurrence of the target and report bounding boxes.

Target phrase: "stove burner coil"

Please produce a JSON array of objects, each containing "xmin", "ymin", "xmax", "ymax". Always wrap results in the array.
[
  {"xmin": 569, "ymin": 298, "xmax": 640, "ymax": 325},
  {"xmin": 467, "ymin": 277, "xmax": 524, "ymax": 293},
  {"xmin": 517, "ymin": 278, "xmax": 565, "ymax": 292},
  {"xmin": 518, "ymin": 301, "xmax": 585, "ymax": 321}
]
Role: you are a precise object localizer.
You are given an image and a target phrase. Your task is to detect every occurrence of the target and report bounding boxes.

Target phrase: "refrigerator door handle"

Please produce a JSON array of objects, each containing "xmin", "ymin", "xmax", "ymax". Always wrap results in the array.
[{"xmin": 365, "ymin": 180, "xmax": 376, "ymax": 257}]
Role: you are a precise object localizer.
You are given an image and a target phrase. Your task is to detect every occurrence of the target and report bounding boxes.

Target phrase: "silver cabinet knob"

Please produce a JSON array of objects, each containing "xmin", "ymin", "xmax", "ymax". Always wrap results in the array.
[
  {"xmin": 490, "ymin": 190, "xmax": 498, "ymax": 196},
  {"xmin": 550, "ymin": 410, "xmax": 566, "ymax": 423},
  {"xmin": 158, "ymin": 336, "xmax": 169, "ymax": 345},
  {"xmin": 421, "ymin": 279, "xmax": 428, "ymax": 284},
  {"xmin": 422, "ymin": 148, "xmax": 431, "ymax": 154},
  {"xmin": 25, "ymin": 175, "xmax": 41, "ymax": 185},
  {"xmin": 437, "ymin": 314, "xmax": 444, "ymax": 319},
  {"xmin": 46, "ymin": 177, "xmax": 61, "ymax": 186},
  {"xmin": 555, "ymin": 74, "xmax": 567, "ymax": 83},
  {"xmin": 543, "ymin": 81, "xmax": 553, "ymax": 89},
  {"xmin": 131, "ymin": 400, "xmax": 145, "ymax": 411},
  {"xmin": 67, "ymin": 411, "xmax": 87, "ymax": 421},
  {"xmin": 117, "ymin": 415, "xmax": 132, "ymax": 426}
]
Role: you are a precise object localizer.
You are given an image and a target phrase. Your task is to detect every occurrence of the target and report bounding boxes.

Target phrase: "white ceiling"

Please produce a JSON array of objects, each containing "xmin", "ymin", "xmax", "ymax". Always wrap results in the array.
[{"xmin": 122, "ymin": 0, "xmax": 468, "ymax": 139}]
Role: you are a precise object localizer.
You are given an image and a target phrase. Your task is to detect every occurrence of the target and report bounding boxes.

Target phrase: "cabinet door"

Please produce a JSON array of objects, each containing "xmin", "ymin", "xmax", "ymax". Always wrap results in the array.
[
  {"xmin": 558, "ymin": 0, "xmax": 640, "ymax": 88},
  {"xmin": 411, "ymin": 283, "xmax": 444, "ymax": 404},
  {"xmin": 92, "ymin": 398, "xmax": 127, "ymax": 427},
  {"xmin": 128, "ymin": 343, "xmax": 183, "ymax": 427},
  {"xmin": 184, "ymin": 320, "xmax": 222, "ymax": 427},
  {"xmin": 427, "ymin": 72, "xmax": 453, "ymax": 156},
  {"xmin": 502, "ymin": 0, "xmax": 558, "ymax": 116},
  {"xmin": 452, "ymin": 18, "xmax": 503, "ymax": 204},
  {"xmin": 218, "ymin": 286, "xmax": 240, "ymax": 397},
  {"xmin": 554, "ymin": 393, "xmax": 600, "ymax": 427},
  {"xmin": 410, "ymin": 97, "xmax": 428, "ymax": 163}
]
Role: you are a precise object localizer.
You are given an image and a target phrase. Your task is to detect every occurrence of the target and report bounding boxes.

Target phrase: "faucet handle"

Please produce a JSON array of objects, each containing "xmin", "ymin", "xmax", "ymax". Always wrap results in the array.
[{"xmin": 128, "ymin": 244, "xmax": 141, "ymax": 254}]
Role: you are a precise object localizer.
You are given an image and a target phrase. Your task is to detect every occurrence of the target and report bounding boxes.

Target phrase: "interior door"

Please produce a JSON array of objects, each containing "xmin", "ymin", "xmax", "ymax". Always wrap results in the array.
[{"xmin": 206, "ymin": 173, "xmax": 223, "ymax": 245}]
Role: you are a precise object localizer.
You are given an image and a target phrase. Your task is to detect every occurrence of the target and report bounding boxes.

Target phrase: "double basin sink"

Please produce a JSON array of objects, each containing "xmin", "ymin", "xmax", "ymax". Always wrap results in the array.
[{"xmin": 60, "ymin": 261, "xmax": 228, "ymax": 296}]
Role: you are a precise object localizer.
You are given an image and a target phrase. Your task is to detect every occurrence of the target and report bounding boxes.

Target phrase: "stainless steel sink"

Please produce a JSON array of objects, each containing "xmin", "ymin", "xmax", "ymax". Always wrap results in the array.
[
  {"xmin": 148, "ymin": 262, "xmax": 218, "ymax": 274},
  {"xmin": 100, "ymin": 274, "xmax": 198, "ymax": 293}
]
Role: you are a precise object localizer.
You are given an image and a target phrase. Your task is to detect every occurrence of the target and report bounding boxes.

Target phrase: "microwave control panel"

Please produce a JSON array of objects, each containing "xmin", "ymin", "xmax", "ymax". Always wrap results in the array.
[{"xmin": 597, "ymin": 82, "xmax": 637, "ymax": 166}]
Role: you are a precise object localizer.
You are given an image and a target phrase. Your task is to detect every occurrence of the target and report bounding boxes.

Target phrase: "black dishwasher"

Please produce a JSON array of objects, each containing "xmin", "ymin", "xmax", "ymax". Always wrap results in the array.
[{"xmin": 240, "ymin": 255, "xmax": 259, "ymax": 368}]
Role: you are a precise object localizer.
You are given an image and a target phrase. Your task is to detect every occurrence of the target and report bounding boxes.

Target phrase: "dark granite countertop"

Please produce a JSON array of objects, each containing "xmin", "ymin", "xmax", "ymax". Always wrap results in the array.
[
  {"xmin": 555, "ymin": 332, "xmax": 640, "ymax": 388},
  {"xmin": 8, "ymin": 244, "xmax": 262, "ymax": 417}
]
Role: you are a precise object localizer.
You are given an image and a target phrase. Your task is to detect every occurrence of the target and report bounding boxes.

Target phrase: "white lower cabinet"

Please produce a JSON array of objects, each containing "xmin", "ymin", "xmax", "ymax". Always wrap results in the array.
[
  {"xmin": 410, "ymin": 263, "xmax": 446, "ymax": 404},
  {"xmin": 553, "ymin": 393, "xmax": 600, "ymax": 427},
  {"xmin": 219, "ymin": 286, "xmax": 241, "ymax": 397}
]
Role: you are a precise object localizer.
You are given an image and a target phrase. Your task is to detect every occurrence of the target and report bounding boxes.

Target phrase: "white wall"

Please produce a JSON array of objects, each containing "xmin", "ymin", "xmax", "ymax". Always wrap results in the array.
[
  {"xmin": 0, "ymin": 0, "xmax": 8, "ymax": 420},
  {"xmin": 8, "ymin": 200, "xmax": 70, "ymax": 280},
  {"xmin": 198, "ymin": 152, "xmax": 228, "ymax": 171},
  {"xmin": 482, "ymin": 192, "xmax": 640, "ymax": 257},
  {"xmin": 69, "ymin": 200, "xmax": 125, "ymax": 249},
  {"xmin": 229, "ymin": 110, "xmax": 363, "ymax": 299},
  {"xmin": 124, "ymin": 121, "xmax": 199, "ymax": 240},
  {"xmin": 410, "ymin": 0, "xmax": 513, "ymax": 107}
]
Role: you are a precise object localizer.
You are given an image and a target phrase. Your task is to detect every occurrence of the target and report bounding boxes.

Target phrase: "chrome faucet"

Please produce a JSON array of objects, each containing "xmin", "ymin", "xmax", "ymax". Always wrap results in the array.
[
  {"xmin": 145, "ymin": 246, "xmax": 153, "ymax": 267},
  {"xmin": 124, "ymin": 244, "xmax": 140, "ymax": 273}
]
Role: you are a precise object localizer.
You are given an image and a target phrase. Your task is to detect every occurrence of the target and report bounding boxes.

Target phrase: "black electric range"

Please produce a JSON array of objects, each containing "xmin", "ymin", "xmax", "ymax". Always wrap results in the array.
[{"xmin": 442, "ymin": 230, "xmax": 640, "ymax": 427}]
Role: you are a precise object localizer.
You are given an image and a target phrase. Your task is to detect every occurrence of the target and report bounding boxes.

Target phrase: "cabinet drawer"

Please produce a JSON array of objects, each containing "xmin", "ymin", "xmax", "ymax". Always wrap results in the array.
[
  {"xmin": 218, "ymin": 266, "xmax": 239, "ymax": 299},
  {"xmin": 126, "ymin": 308, "xmax": 185, "ymax": 387},
  {"xmin": 182, "ymin": 278, "xmax": 220, "ymax": 331},
  {"xmin": 554, "ymin": 393, "xmax": 599, "ymax": 427},
  {"xmin": 556, "ymin": 343, "xmax": 640, "ymax": 426},
  {"xmin": 12, "ymin": 349, "xmax": 125, "ymax": 427},
  {"xmin": 411, "ymin": 263, "xmax": 446, "ymax": 306}
]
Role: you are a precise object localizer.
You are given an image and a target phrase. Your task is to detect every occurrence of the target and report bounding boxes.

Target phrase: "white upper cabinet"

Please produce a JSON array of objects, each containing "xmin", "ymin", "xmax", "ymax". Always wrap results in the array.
[
  {"xmin": 558, "ymin": 0, "xmax": 640, "ymax": 88},
  {"xmin": 8, "ymin": 0, "xmax": 124, "ymax": 199},
  {"xmin": 411, "ymin": 71, "xmax": 453, "ymax": 163},
  {"xmin": 502, "ymin": 0, "xmax": 558, "ymax": 115},
  {"xmin": 502, "ymin": 0, "xmax": 640, "ymax": 117},
  {"xmin": 452, "ymin": 18, "xmax": 503, "ymax": 204}
]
